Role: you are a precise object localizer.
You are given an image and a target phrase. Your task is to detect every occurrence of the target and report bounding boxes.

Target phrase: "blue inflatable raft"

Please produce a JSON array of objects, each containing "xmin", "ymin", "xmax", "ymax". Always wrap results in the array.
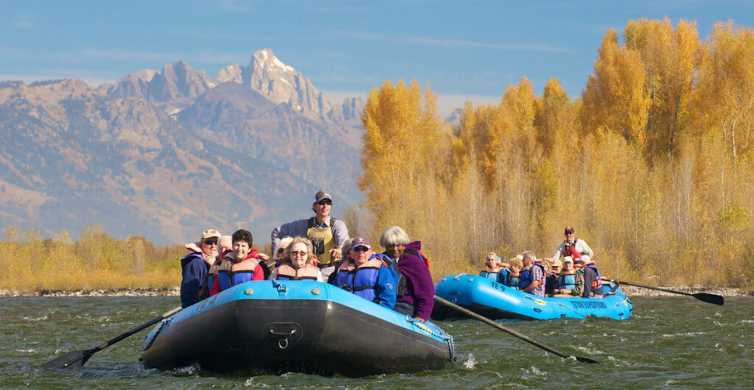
[
  {"xmin": 433, "ymin": 274, "xmax": 632, "ymax": 321},
  {"xmin": 141, "ymin": 280, "xmax": 454, "ymax": 376}
]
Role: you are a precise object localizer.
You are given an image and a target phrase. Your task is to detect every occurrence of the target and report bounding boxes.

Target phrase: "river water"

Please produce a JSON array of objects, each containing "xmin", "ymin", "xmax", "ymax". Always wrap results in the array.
[{"xmin": 1, "ymin": 296, "xmax": 752, "ymax": 389}]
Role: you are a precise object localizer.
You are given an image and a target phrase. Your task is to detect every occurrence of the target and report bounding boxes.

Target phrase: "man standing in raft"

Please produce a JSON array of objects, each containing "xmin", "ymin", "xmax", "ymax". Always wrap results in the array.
[
  {"xmin": 271, "ymin": 190, "xmax": 350, "ymax": 278},
  {"xmin": 552, "ymin": 226, "xmax": 594, "ymax": 263}
]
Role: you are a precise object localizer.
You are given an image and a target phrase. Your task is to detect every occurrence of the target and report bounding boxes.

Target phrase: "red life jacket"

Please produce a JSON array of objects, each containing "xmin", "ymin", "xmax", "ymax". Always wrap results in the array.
[{"xmin": 561, "ymin": 241, "xmax": 582, "ymax": 259}]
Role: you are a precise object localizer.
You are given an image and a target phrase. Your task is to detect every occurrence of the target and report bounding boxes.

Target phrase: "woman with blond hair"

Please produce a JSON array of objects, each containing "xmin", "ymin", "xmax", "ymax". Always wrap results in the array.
[{"xmin": 508, "ymin": 256, "xmax": 524, "ymax": 288}]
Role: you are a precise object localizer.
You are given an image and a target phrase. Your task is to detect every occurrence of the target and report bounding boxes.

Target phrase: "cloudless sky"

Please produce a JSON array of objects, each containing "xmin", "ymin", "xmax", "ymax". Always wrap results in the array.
[{"xmin": 2, "ymin": 0, "xmax": 753, "ymax": 114}]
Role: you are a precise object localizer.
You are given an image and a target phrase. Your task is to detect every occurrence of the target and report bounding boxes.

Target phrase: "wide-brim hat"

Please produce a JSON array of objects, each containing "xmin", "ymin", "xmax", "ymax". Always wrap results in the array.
[{"xmin": 201, "ymin": 228, "xmax": 221, "ymax": 241}]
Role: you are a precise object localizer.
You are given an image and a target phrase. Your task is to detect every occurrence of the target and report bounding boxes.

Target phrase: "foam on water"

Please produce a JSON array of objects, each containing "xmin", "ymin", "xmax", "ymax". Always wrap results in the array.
[
  {"xmin": 463, "ymin": 353, "xmax": 477, "ymax": 369},
  {"xmin": 21, "ymin": 315, "xmax": 48, "ymax": 322}
]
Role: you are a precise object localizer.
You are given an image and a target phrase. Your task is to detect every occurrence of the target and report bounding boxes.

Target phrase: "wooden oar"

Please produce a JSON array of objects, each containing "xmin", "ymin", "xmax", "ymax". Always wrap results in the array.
[
  {"xmin": 43, "ymin": 306, "xmax": 182, "ymax": 369},
  {"xmin": 603, "ymin": 279, "xmax": 724, "ymax": 305},
  {"xmin": 433, "ymin": 296, "xmax": 598, "ymax": 364}
]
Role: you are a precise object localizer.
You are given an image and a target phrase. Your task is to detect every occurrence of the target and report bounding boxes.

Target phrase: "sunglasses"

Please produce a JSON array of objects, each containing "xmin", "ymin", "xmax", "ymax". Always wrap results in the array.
[
  {"xmin": 203, "ymin": 238, "xmax": 218, "ymax": 245},
  {"xmin": 317, "ymin": 200, "xmax": 332, "ymax": 206},
  {"xmin": 352, "ymin": 246, "xmax": 369, "ymax": 252},
  {"xmin": 290, "ymin": 250, "xmax": 307, "ymax": 256}
]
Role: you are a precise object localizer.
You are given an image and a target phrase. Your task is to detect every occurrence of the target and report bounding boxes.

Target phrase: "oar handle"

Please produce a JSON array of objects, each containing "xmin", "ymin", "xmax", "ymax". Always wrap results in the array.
[{"xmin": 433, "ymin": 296, "xmax": 597, "ymax": 364}]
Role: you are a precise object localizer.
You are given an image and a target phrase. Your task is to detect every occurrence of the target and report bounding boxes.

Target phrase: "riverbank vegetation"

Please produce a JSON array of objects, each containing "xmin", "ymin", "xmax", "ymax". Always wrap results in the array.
[
  {"xmin": 0, "ymin": 226, "xmax": 183, "ymax": 291},
  {"xmin": 359, "ymin": 19, "xmax": 754, "ymax": 288}
]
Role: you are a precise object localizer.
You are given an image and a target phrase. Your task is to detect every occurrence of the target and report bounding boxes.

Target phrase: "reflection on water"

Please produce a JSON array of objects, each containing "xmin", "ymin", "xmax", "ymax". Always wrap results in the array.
[{"xmin": 1, "ymin": 296, "xmax": 753, "ymax": 389}]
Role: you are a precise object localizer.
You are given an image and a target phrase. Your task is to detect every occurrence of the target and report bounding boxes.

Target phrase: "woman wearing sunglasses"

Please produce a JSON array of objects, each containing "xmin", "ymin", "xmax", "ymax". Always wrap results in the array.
[{"xmin": 271, "ymin": 237, "xmax": 324, "ymax": 281}]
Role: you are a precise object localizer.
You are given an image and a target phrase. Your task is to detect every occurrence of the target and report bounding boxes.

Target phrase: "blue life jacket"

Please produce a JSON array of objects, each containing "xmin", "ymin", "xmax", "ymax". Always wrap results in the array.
[
  {"xmin": 218, "ymin": 270, "xmax": 232, "ymax": 291},
  {"xmin": 559, "ymin": 273, "xmax": 576, "ymax": 290},
  {"xmin": 333, "ymin": 259, "xmax": 383, "ymax": 302},
  {"xmin": 518, "ymin": 268, "xmax": 532, "ymax": 290},
  {"xmin": 232, "ymin": 270, "xmax": 254, "ymax": 286},
  {"xmin": 498, "ymin": 268, "xmax": 512, "ymax": 286},
  {"xmin": 479, "ymin": 271, "xmax": 499, "ymax": 282},
  {"xmin": 352, "ymin": 267, "xmax": 381, "ymax": 302},
  {"xmin": 510, "ymin": 276, "xmax": 520, "ymax": 288}
]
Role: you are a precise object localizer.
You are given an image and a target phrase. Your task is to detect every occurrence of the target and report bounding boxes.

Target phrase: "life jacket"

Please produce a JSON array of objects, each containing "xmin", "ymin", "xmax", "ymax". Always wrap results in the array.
[
  {"xmin": 275, "ymin": 263, "xmax": 320, "ymax": 280},
  {"xmin": 333, "ymin": 258, "xmax": 383, "ymax": 302},
  {"xmin": 586, "ymin": 263, "xmax": 602, "ymax": 289},
  {"xmin": 509, "ymin": 275, "xmax": 520, "ymax": 288},
  {"xmin": 561, "ymin": 240, "xmax": 582, "ymax": 259},
  {"xmin": 231, "ymin": 257, "xmax": 260, "ymax": 286},
  {"xmin": 497, "ymin": 268, "xmax": 512, "ymax": 286},
  {"xmin": 558, "ymin": 273, "xmax": 576, "ymax": 290},
  {"xmin": 479, "ymin": 270, "xmax": 500, "ymax": 282},
  {"xmin": 216, "ymin": 260, "xmax": 234, "ymax": 291},
  {"xmin": 215, "ymin": 251, "xmax": 261, "ymax": 291},
  {"xmin": 372, "ymin": 252, "xmax": 404, "ymax": 296},
  {"xmin": 306, "ymin": 217, "xmax": 337, "ymax": 266},
  {"xmin": 518, "ymin": 268, "xmax": 532, "ymax": 290}
]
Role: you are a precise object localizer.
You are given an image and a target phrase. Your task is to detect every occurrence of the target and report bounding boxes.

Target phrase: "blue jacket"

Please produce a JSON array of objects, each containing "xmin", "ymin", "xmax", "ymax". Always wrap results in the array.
[{"xmin": 180, "ymin": 252, "xmax": 208, "ymax": 308}]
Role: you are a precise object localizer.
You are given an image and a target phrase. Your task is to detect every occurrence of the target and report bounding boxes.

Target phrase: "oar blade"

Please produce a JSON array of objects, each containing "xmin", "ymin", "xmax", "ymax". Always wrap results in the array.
[
  {"xmin": 42, "ymin": 349, "xmax": 94, "ymax": 369},
  {"xmin": 574, "ymin": 355, "xmax": 599, "ymax": 364},
  {"xmin": 693, "ymin": 293, "xmax": 724, "ymax": 306}
]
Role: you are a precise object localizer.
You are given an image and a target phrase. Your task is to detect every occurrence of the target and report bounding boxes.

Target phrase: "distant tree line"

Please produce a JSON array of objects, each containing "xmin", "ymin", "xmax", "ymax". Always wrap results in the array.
[
  {"xmin": 359, "ymin": 19, "xmax": 754, "ymax": 288},
  {"xmin": 0, "ymin": 226, "xmax": 183, "ymax": 291}
]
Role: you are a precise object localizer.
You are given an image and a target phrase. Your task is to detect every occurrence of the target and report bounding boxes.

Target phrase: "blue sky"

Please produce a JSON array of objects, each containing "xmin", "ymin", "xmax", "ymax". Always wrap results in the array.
[{"xmin": 2, "ymin": 0, "xmax": 753, "ymax": 114}]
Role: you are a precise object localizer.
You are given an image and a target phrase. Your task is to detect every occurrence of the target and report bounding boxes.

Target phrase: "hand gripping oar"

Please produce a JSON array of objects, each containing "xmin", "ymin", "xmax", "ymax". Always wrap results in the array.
[
  {"xmin": 43, "ymin": 306, "xmax": 182, "ymax": 369},
  {"xmin": 433, "ymin": 296, "xmax": 598, "ymax": 364},
  {"xmin": 602, "ymin": 279, "xmax": 724, "ymax": 305}
]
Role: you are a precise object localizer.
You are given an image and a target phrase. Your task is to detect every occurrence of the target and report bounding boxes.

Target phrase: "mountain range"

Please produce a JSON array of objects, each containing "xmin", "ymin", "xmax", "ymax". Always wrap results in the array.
[{"xmin": 0, "ymin": 49, "xmax": 365, "ymax": 244}]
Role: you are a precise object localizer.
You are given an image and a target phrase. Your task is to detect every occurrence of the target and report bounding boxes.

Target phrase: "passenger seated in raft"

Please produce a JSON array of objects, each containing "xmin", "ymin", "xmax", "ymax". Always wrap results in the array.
[
  {"xmin": 545, "ymin": 258, "xmax": 561, "ymax": 296},
  {"xmin": 212, "ymin": 229, "xmax": 265, "ymax": 293},
  {"xmin": 260, "ymin": 237, "xmax": 292, "ymax": 279},
  {"xmin": 271, "ymin": 237, "xmax": 324, "ymax": 281},
  {"xmin": 572, "ymin": 258, "xmax": 600, "ymax": 298},
  {"xmin": 479, "ymin": 252, "xmax": 512, "ymax": 285},
  {"xmin": 518, "ymin": 251, "xmax": 546, "ymax": 297},
  {"xmin": 326, "ymin": 238, "xmax": 352, "ymax": 284},
  {"xmin": 479, "ymin": 252, "xmax": 502, "ymax": 281},
  {"xmin": 379, "ymin": 226, "xmax": 434, "ymax": 321},
  {"xmin": 331, "ymin": 237, "xmax": 396, "ymax": 308},
  {"xmin": 554, "ymin": 257, "xmax": 577, "ymax": 295},
  {"xmin": 180, "ymin": 228, "xmax": 221, "ymax": 308},
  {"xmin": 508, "ymin": 256, "xmax": 523, "ymax": 288}
]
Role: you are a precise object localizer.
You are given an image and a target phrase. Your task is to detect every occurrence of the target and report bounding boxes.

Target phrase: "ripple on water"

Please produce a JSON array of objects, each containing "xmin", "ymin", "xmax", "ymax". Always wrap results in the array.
[{"xmin": 2, "ymin": 296, "xmax": 754, "ymax": 389}]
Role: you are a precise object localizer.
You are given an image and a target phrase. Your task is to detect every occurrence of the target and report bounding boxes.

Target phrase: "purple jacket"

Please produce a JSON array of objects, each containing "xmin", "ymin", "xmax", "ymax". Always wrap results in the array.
[{"xmin": 397, "ymin": 241, "xmax": 435, "ymax": 321}]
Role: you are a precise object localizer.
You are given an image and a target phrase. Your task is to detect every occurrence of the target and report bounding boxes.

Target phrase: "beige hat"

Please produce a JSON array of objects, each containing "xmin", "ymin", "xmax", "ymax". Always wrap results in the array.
[
  {"xmin": 563, "ymin": 256, "xmax": 574, "ymax": 263},
  {"xmin": 201, "ymin": 228, "xmax": 221, "ymax": 241}
]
